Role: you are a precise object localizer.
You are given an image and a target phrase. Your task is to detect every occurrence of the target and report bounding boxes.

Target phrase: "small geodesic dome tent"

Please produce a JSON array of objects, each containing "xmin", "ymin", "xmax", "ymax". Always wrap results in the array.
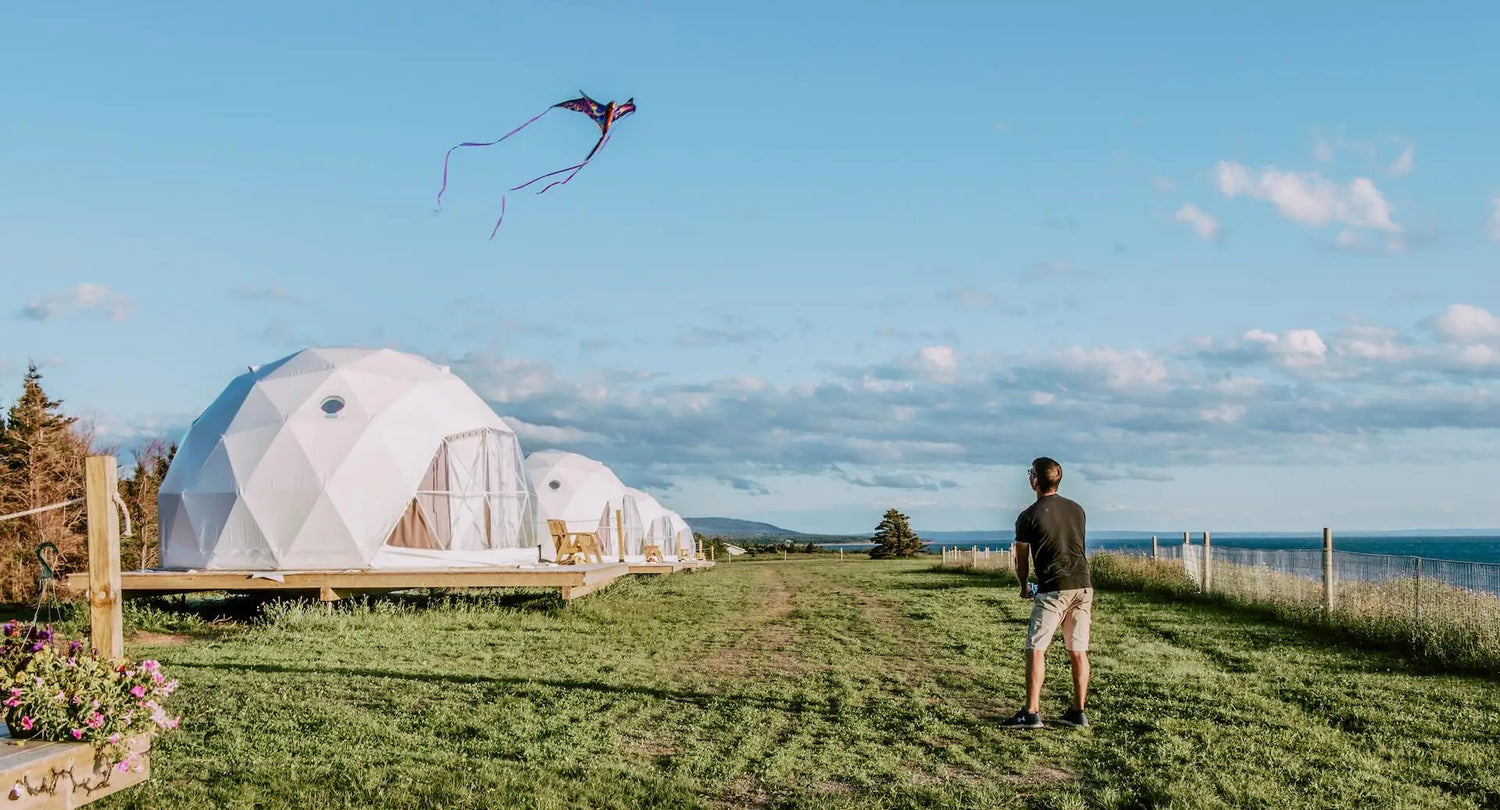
[
  {"xmin": 626, "ymin": 487, "xmax": 684, "ymax": 562},
  {"xmin": 158, "ymin": 347, "xmax": 543, "ymax": 570},
  {"xmin": 665, "ymin": 512, "xmax": 698, "ymax": 560},
  {"xmin": 525, "ymin": 450, "xmax": 636, "ymax": 561}
]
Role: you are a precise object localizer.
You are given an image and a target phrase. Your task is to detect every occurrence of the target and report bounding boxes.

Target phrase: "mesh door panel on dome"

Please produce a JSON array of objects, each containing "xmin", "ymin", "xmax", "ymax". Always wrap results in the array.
[{"xmin": 409, "ymin": 429, "xmax": 534, "ymax": 551}]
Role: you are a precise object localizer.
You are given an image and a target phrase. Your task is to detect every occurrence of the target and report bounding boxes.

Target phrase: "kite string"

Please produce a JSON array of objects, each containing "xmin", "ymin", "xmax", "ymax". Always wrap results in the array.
[{"xmin": 436, "ymin": 106, "xmax": 555, "ymax": 206}]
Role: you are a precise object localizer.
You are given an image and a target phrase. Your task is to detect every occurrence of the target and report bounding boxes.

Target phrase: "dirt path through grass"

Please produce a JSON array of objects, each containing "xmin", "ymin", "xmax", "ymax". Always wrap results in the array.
[{"xmin": 99, "ymin": 559, "xmax": 1500, "ymax": 809}]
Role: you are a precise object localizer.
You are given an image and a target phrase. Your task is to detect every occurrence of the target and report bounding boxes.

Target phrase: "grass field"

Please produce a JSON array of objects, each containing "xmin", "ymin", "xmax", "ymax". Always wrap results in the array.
[{"xmin": 82, "ymin": 558, "xmax": 1500, "ymax": 809}]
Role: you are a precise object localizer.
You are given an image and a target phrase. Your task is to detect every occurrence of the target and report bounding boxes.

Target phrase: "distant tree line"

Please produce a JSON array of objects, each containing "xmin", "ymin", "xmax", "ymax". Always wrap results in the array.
[{"xmin": 0, "ymin": 363, "xmax": 172, "ymax": 603}]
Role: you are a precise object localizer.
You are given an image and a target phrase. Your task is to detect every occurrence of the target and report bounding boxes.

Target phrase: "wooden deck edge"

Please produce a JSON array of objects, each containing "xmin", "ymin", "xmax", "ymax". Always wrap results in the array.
[{"xmin": 64, "ymin": 563, "xmax": 635, "ymax": 599}]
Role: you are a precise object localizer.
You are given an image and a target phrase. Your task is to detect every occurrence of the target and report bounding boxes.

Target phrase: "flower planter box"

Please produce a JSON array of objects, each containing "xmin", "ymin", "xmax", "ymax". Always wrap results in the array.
[{"xmin": 0, "ymin": 730, "xmax": 149, "ymax": 809}]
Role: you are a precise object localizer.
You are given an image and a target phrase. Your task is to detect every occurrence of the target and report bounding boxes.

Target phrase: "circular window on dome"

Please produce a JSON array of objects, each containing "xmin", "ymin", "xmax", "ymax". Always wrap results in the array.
[
  {"xmin": 547, "ymin": 480, "xmax": 562, "ymax": 490},
  {"xmin": 320, "ymin": 396, "xmax": 346, "ymax": 417}
]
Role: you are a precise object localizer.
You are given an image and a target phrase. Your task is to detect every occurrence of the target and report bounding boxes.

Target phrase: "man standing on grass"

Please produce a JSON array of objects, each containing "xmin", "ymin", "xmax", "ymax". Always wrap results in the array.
[{"xmin": 1001, "ymin": 457, "xmax": 1093, "ymax": 730}]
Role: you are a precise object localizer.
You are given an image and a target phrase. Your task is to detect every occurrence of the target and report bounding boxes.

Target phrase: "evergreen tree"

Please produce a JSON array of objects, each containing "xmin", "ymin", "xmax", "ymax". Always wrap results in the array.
[
  {"xmin": 0, "ymin": 362, "xmax": 92, "ymax": 599},
  {"xmin": 868, "ymin": 508, "xmax": 927, "ymax": 559},
  {"xmin": 120, "ymin": 438, "xmax": 176, "ymax": 570}
]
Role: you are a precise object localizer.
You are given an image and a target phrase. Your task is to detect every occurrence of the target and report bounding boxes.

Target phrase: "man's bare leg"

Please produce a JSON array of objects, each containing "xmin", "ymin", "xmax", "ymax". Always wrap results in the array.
[
  {"xmin": 1068, "ymin": 650, "xmax": 1089, "ymax": 710},
  {"xmin": 1025, "ymin": 650, "xmax": 1046, "ymax": 713}
]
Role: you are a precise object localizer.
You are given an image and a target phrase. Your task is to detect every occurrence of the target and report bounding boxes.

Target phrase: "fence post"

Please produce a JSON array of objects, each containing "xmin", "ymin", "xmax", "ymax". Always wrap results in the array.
[
  {"xmin": 1182, "ymin": 531, "xmax": 1190, "ymax": 548},
  {"xmin": 1322, "ymin": 528, "xmax": 1335, "ymax": 614},
  {"xmin": 1203, "ymin": 531, "xmax": 1213, "ymax": 593},
  {"xmin": 85, "ymin": 455, "xmax": 124, "ymax": 661},
  {"xmin": 1151, "ymin": 535, "xmax": 1159, "ymax": 560},
  {"xmin": 1413, "ymin": 556, "xmax": 1422, "ymax": 640}
]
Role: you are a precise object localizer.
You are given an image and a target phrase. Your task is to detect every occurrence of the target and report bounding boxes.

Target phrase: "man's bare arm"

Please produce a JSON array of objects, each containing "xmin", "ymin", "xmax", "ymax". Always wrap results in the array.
[{"xmin": 1013, "ymin": 542, "xmax": 1031, "ymax": 597}]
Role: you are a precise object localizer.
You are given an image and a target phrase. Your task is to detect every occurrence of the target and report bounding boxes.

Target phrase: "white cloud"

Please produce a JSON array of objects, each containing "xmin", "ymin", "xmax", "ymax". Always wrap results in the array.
[
  {"xmin": 1488, "ymin": 197, "xmax": 1500, "ymax": 243},
  {"xmin": 438, "ymin": 302, "xmax": 1500, "ymax": 504},
  {"xmin": 1174, "ymin": 203, "xmax": 1220, "ymax": 241},
  {"xmin": 1248, "ymin": 328, "xmax": 1328, "ymax": 368},
  {"xmin": 499, "ymin": 416, "xmax": 606, "ymax": 446},
  {"xmin": 19, "ymin": 284, "xmax": 133, "ymax": 323},
  {"xmin": 1428, "ymin": 304, "xmax": 1500, "ymax": 344},
  {"xmin": 1214, "ymin": 161, "xmax": 1399, "ymax": 234},
  {"xmin": 235, "ymin": 285, "xmax": 295, "ymax": 303},
  {"xmin": 1200, "ymin": 404, "xmax": 1247, "ymax": 423},
  {"xmin": 1388, "ymin": 145, "xmax": 1414, "ymax": 177},
  {"xmin": 1048, "ymin": 347, "xmax": 1169, "ymax": 389},
  {"xmin": 946, "ymin": 288, "xmax": 996, "ymax": 309}
]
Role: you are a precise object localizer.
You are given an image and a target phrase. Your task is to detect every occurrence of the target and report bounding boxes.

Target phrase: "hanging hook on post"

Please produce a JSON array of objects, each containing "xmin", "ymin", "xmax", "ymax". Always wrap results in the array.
[{"xmin": 34, "ymin": 542, "xmax": 60, "ymax": 584}]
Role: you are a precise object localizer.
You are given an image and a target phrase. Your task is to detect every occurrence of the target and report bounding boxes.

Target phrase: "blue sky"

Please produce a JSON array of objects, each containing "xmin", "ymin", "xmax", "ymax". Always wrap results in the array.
[{"xmin": 4, "ymin": 2, "xmax": 1500, "ymax": 533}]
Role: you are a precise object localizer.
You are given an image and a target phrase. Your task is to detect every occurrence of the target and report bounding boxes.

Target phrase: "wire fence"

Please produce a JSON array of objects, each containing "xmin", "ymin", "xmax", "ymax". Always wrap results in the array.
[
  {"xmin": 938, "ymin": 537, "xmax": 1500, "ymax": 672},
  {"xmin": 1123, "ymin": 539, "xmax": 1500, "ymax": 672}
]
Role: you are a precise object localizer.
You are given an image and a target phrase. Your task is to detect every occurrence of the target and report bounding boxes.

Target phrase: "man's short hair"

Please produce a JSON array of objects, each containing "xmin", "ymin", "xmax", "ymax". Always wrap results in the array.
[{"xmin": 1030, "ymin": 457, "xmax": 1062, "ymax": 492}]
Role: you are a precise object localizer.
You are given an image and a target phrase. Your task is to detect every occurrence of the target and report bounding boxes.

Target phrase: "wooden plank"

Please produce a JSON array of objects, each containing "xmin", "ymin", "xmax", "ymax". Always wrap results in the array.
[
  {"xmin": 0, "ymin": 733, "xmax": 150, "ymax": 808},
  {"xmin": 560, "ymin": 578, "xmax": 615, "ymax": 601},
  {"xmin": 84, "ymin": 456, "xmax": 123, "ymax": 661}
]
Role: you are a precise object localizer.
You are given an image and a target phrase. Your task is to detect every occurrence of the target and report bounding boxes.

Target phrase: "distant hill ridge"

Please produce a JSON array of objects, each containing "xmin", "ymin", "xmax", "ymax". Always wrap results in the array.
[{"xmin": 683, "ymin": 517, "xmax": 868, "ymax": 542}]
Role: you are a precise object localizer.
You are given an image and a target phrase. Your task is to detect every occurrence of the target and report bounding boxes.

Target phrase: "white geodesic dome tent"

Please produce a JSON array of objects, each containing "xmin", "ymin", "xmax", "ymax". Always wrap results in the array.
[
  {"xmin": 666, "ymin": 513, "xmax": 698, "ymax": 560},
  {"xmin": 525, "ymin": 450, "xmax": 656, "ymax": 562},
  {"xmin": 158, "ymin": 347, "xmax": 544, "ymax": 570}
]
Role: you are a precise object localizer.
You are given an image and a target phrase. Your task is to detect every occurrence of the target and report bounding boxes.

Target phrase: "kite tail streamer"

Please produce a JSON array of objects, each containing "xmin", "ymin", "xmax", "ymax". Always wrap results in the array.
[
  {"xmin": 509, "ymin": 133, "xmax": 612, "ymax": 195},
  {"xmin": 489, "ymin": 196, "xmax": 507, "ymax": 240},
  {"xmin": 437, "ymin": 107, "xmax": 554, "ymax": 206}
]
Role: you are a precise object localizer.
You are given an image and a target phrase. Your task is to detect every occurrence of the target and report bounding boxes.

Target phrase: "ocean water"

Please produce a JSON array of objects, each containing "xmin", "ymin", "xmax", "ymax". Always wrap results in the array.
[{"xmin": 830, "ymin": 534, "xmax": 1500, "ymax": 565}]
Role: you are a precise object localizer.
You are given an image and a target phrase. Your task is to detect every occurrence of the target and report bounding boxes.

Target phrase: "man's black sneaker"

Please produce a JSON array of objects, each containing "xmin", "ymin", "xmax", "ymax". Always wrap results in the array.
[
  {"xmin": 1054, "ymin": 707, "xmax": 1089, "ymax": 728},
  {"xmin": 999, "ymin": 710, "xmax": 1043, "ymax": 729}
]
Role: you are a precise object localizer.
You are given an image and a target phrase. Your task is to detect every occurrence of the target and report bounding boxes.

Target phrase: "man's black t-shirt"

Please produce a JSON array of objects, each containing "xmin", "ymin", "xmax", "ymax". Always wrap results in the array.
[{"xmin": 1014, "ymin": 494, "xmax": 1091, "ymax": 592}]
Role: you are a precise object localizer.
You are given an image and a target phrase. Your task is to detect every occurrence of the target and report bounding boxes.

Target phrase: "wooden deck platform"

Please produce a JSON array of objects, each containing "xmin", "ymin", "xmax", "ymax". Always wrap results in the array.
[
  {"xmin": 65, "ymin": 563, "xmax": 631, "ymax": 602},
  {"xmin": 627, "ymin": 560, "xmax": 717, "ymax": 575},
  {"xmin": 0, "ymin": 731, "xmax": 150, "ymax": 808}
]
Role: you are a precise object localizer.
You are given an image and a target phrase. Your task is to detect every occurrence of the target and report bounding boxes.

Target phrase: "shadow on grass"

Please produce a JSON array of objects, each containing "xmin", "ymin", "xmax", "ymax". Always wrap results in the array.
[{"xmin": 165, "ymin": 659, "xmax": 1011, "ymax": 736}]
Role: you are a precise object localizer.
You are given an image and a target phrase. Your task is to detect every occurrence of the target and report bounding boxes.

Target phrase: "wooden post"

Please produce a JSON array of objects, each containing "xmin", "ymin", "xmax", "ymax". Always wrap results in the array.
[
  {"xmin": 1322, "ymin": 527, "xmax": 1335, "ymax": 614},
  {"xmin": 1413, "ymin": 556, "xmax": 1422, "ymax": 639},
  {"xmin": 1202, "ymin": 531, "xmax": 1212, "ymax": 592},
  {"xmin": 615, "ymin": 508, "xmax": 625, "ymax": 561},
  {"xmin": 1182, "ymin": 531, "xmax": 1190, "ymax": 547},
  {"xmin": 1151, "ymin": 535, "xmax": 1159, "ymax": 560},
  {"xmin": 85, "ymin": 455, "xmax": 124, "ymax": 660}
]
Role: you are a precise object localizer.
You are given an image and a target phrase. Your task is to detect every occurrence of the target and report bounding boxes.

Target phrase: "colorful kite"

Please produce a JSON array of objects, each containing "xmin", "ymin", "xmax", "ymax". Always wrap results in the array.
[{"xmin": 437, "ymin": 91, "xmax": 636, "ymax": 238}]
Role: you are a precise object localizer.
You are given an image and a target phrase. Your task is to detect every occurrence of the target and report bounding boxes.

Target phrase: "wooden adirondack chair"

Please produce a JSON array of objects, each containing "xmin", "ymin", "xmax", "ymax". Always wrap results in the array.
[{"xmin": 548, "ymin": 519, "xmax": 602, "ymax": 565}]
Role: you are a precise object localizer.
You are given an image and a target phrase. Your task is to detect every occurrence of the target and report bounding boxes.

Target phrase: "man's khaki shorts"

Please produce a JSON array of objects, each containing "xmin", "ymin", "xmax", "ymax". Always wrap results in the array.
[{"xmin": 1025, "ymin": 588, "xmax": 1094, "ymax": 652}]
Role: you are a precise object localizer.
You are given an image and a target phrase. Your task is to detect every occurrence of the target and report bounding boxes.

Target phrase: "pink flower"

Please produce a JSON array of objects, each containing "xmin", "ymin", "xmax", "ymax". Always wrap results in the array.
[
  {"xmin": 3, "ymin": 699, "xmax": 18, "ymax": 709},
  {"xmin": 87, "ymin": 713, "xmax": 104, "ymax": 729},
  {"xmin": 151, "ymin": 672, "xmax": 164, "ymax": 684},
  {"xmin": 129, "ymin": 686, "xmax": 145, "ymax": 699},
  {"xmin": 107, "ymin": 733, "xmax": 120, "ymax": 744},
  {"xmin": 69, "ymin": 729, "xmax": 83, "ymax": 740},
  {"xmin": 116, "ymin": 759, "xmax": 130, "ymax": 773},
  {"xmin": 19, "ymin": 717, "xmax": 33, "ymax": 731},
  {"xmin": 141, "ymin": 661, "xmax": 159, "ymax": 672},
  {"xmin": 7, "ymin": 688, "xmax": 20, "ymax": 697}
]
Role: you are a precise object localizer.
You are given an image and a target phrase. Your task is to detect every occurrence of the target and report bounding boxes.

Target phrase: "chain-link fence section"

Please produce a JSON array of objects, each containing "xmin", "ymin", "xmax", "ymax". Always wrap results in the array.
[{"xmin": 1114, "ymin": 534, "xmax": 1500, "ymax": 671}]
